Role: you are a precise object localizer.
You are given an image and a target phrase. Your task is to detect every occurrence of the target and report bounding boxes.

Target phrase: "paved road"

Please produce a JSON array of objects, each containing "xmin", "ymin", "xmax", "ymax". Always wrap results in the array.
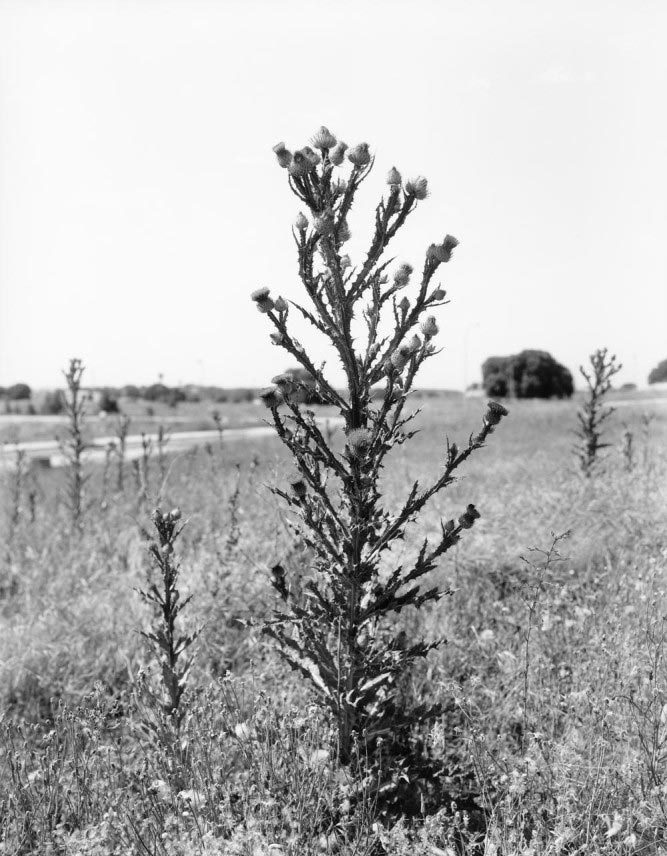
[{"xmin": 0, "ymin": 417, "xmax": 345, "ymax": 469}]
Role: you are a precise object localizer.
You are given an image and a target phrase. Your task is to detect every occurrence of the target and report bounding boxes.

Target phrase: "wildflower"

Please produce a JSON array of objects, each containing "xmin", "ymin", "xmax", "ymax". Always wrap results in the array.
[
  {"xmin": 251, "ymin": 287, "xmax": 274, "ymax": 313},
  {"xmin": 405, "ymin": 176, "xmax": 428, "ymax": 199},
  {"xmin": 313, "ymin": 210, "xmax": 335, "ymax": 236},
  {"xmin": 458, "ymin": 503, "xmax": 480, "ymax": 529},
  {"xmin": 302, "ymin": 146, "xmax": 321, "ymax": 167},
  {"xmin": 259, "ymin": 387, "xmax": 283, "ymax": 409},
  {"xmin": 169, "ymin": 507, "xmax": 181, "ymax": 521},
  {"xmin": 391, "ymin": 345, "xmax": 413, "ymax": 372},
  {"xmin": 433, "ymin": 234, "xmax": 459, "ymax": 263},
  {"xmin": 272, "ymin": 142, "xmax": 292, "ymax": 169},
  {"xmin": 393, "ymin": 263, "xmax": 413, "ymax": 286},
  {"xmin": 485, "ymin": 400, "xmax": 509, "ymax": 426},
  {"xmin": 347, "ymin": 142, "xmax": 371, "ymax": 167},
  {"xmin": 295, "ymin": 211, "xmax": 308, "ymax": 231},
  {"xmin": 288, "ymin": 150, "xmax": 311, "ymax": 177},
  {"xmin": 420, "ymin": 315, "xmax": 439, "ymax": 338},
  {"xmin": 346, "ymin": 428, "xmax": 373, "ymax": 458},
  {"xmin": 337, "ymin": 220, "xmax": 351, "ymax": 243},
  {"xmin": 311, "ymin": 126, "xmax": 337, "ymax": 150},
  {"xmin": 274, "ymin": 296, "xmax": 288, "ymax": 313},
  {"xmin": 329, "ymin": 141, "xmax": 348, "ymax": 166},
  {"xmin": 386, "ymin": 166, "xmax": 402, "ymax": 185},
  {"xmin": 270, "ymin": 332, "xmax": 285, "ymax": 346}
]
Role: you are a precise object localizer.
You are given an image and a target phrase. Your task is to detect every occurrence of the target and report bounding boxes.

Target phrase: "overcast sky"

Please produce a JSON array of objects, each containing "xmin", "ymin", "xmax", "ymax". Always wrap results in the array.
[{"xmin": 1, "ymin": 0, "xmax": 666, "ymax": 391}]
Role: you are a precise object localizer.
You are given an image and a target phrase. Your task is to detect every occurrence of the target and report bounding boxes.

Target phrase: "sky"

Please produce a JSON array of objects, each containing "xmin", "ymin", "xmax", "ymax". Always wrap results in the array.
[{"xmin": 0, "ymin": 0, "xmax": 666, "ymax": 391}]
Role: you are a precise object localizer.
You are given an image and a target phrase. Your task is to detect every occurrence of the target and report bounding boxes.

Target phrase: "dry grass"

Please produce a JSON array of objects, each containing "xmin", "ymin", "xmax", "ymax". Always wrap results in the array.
[{"xmin": 1, "ymin": 394, "xmax": 666, "ymax": 853}]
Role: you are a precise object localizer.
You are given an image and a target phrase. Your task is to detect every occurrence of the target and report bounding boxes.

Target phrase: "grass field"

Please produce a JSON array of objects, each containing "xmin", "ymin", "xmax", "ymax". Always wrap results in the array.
[{"xmin": 1, "ymin": 392, "xmax": 666, "ymax": 854}]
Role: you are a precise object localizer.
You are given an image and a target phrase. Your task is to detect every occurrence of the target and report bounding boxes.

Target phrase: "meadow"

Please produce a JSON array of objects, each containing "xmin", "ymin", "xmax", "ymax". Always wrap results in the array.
[{"xmin": 1, "ymin": 390, "xmax": 666, "ymax": 855}]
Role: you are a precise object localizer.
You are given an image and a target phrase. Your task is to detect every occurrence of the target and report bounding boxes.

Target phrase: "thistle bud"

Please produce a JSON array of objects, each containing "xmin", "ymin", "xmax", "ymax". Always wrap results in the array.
[
  {"xmin": 346, "ymin": 427, "xmax": 373, "ymax": 458},
  {"xmin": 434, "ymin": 234, "xmax": 459, "ymax": 263},
  {"xmin": 339, "ymin": 254, "xmax": 352, "ymax": 271},
  {"xmin": 390, "ymin": 345, "xmax": 413, "ymax": 372},
  {"xmin": 420, "ymin": 315, "xmax": 439, "ymax": 338},
  {"xmin": 259, "ymin": 387, "xmax": 283, "ymax": 409},
  {"xmin": 442, "ymin": 519, "xmax": 456, "ymax": 535},
  {"xmin": 274, "ymin": 296, "xmax": 288, "ymax": 313},
  {"xmin": 313, "ymin": 210, "xmax": 335, "ymax": 236},
  {"xmin": 485, "ymin": 400, "xmax": 509, "ymax": 426},
  {"xmin": 329, "ymin": 141, "xmax": 348, "ymax": 166},
  {"xmin": 169, "ymin": 507, "xmax": 181, "ymax": 521},
  {"xmin": 427, "ymin": 244, "xmax": 440, "ymax": 261},
  {"xmin": 458, "ymin": 503, "xmax": 480, "ymax": 530},
  {"xmin": 302, "ymin": 146, "xmax": 321, "ymax": 167},
  {"xmin": 295, "ymin": 211, "xmax": 308, "ymax": 231},
  {"xmin": 272, "ymin": 142, "xmax": 292, "ymax": 169},
  {"xmin": 270, "ymin": 332, "xmax": 285, "ymax": 346},
  {"xmin": 398, "ymin": 296, "xmax": 410, "ymax": 314},
  {"xmin": 405, "ymin": 176, "xmax": 429, "ymax": 200},
  {"xmin": 311, "ymin": 126, "xmax": 337, "ymax": 150},
  {"xmin": 386, "ymin": 166, "xmax": 402, "ymax": 186},
  {"xmin": 337, "ymin": 220, "xmax": 351, "ymax": 243},
  {"xmin": 347, "ymin": 142, "xmax": 371, "ymax": 167},
  {"xmin": 393, "ymin": 263, "xmax": 413, "ymax": 286},
  {"xmin": 290, "ymin": 477, "xmax": 308, "ymax": 498},
  {"xmin": 432, "ymin": 288, "xmax": 446, "ymax": 301},
  {"xmin": 152, "ymin": 508, "xmax": 163, "ymax": 523},
  {"xmin": 251, "ymin": 287, "xmax": 274, "ymax": 313},
  {"xmin": 409, "ymin": 334, "xmax": 421, "ymax": 352},
  {"xmin": 288, "ymin": 151, "xmax": 310, "ymax": 177}
]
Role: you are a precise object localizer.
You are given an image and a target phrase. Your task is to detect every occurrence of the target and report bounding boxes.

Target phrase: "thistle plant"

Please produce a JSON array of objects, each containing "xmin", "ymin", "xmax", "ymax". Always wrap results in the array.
[
  {"xmin": 115, "ymin": 413, "xmax": 131, "ymax": 492},
  {"xmin": 575, "ymin": 347, "xmax": 622, "ymax": 477},
  {"xmin": 137, "ymin": 507, "xmax": 199, "ymax": 737},
  {"xmin": 59, "ymin": 358, "xmax": 89, "ymax": 527},
  {"xmin": 255, "ymin": 127, "xmax": 509, "ymax": 783}
]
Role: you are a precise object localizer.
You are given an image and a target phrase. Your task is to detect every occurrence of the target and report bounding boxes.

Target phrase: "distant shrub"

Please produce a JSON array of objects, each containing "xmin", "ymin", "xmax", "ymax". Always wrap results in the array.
[
  {"xmin": 41, "ymin": 390, "xmax": 64, "ymax": 415},
  {"xmin": 620, "ymin": 382, "xmax": 637, "ymax": 391},
  {"xmin": 648, "ymin": 358, "xmax": 667, "ymax": 385},
  {"xmin": 98, "ymin": 390, "xmax": 119, "ymax": 413},
  {"xmin": 482, "ymin": 350, "xmax": 573, "ymax": 399},
  {"xmin": 143, "ymin": 383, "xmax": 170, "ymax": 402},
  {"xmin": 121, "ymin": 384, "xmax": 141, "ymax": 400},
  {"xmin": 7, "ymin": 383, "xmax": 31, "ymax": 401}
]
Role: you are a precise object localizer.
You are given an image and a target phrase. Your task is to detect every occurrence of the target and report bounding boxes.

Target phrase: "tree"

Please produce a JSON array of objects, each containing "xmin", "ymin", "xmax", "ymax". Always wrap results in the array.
[
  {"xmin": 482, "ymin": 350, "xmax": 572, "ymax": 399},
  {"xmin": 7, "ymin": 383, "xmax": 31, "ymax": 401},
  {"xmin": 648, "ymin": 359, "xmax": 667, "ymax": 385}
]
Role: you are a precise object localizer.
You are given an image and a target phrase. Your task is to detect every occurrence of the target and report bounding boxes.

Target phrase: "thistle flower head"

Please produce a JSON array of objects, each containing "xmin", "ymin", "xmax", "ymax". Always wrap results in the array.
[
  {"xmin": 434, "ymin": 234, "xmax": 459, "ymax": 263},
  {"xmin": 271, "ymin": 373, "xmax": 294, "ymax": 387},
  {"xmin": 311, "ymin": 126, "xmax": 337, "ymax": 150},
  {"xmin": 347, "ymin": 142, "xmax": 371, "ymax": 168},
  {"xmin": 336, "ymin": 220, "xmax": 351, "ymax": 243},
  {"xmin": 251, "ymin": 287, "xmax": 274, "ymax": 313},
  {"xmin": 409, "ymin": 334, "xmax": 421, "ymax": 353},
  {"xmin": 302, "ymin": 146, "xmax": 321, "ymax": 167},
  {"xmin": 329, "ymin": 141, "xmax": 348, "ymax": 166},
  {"xmin": 346, "ymin": 427, "xmax": 373, "ymax": 458},
  {"xmin": 405, "ymin": 176, "xmax": 429, "ymax": 200},
  {"xmin": 313, "ymin": 210, "xmax": 335, "ymax": 236},
  {"xmin": 393, "ymin": 263, "xmax": 413, "ymax": 286},
  {"xmin": 458, "ymin": 503, "xmax": 480, "ymax": 530},
  {"xmin": 295, "ymin": 211, "xmax": 308, "ymax": 231},
  {"xmin": 420, "ymin": 315, "xmax": 439, "ymax": 338},
  {"xmin": 390, "ymin": 345, "xmax": 413, "ymax": 372},
  {"xmin": 485, "ymin": 400, "xmax": 509, "ymax": 427},
  {"xmin": 289, "ymin": 150, "xmax": 311, "ymax": 177},
  {"xmin": 272, "ymin": 142, "xmax": 292, "ymax": 169},
  {"xmin": 274, "ymin": 296, "xmax": 288, "ymax": 313},
  {"xmin": 259, "ymin": 387, "xmax": 283, "ymax": 409},
  {"xmin": 386, "ymin": 166, "xmax": 402, "ymax": 186}
]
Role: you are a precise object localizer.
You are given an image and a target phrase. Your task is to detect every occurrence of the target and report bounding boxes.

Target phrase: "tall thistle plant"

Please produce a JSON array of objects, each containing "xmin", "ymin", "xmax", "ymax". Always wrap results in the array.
[{"xmin": 254, "ymin": 127, "xmax": 508, "ymax": 775}]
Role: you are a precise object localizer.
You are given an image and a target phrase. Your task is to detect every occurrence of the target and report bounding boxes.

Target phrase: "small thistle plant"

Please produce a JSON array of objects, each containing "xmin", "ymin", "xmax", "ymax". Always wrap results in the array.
[
  {"xmin": 575, "ymin": 347, "xmax": 622, "ymax": 477},
  {"xmin": 59, "ymin": 358, "xmax": 89, "ymax": 528},
  {"xmin": 255, "ymin": 127, "xmax": 509, "ymax": 780}
]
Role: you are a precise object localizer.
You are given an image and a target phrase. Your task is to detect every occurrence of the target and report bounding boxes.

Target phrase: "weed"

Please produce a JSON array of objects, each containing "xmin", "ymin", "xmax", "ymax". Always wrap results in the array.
[{"xmin": 575, "ymin": 347, "xmax": 622, "ymax": 476}]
